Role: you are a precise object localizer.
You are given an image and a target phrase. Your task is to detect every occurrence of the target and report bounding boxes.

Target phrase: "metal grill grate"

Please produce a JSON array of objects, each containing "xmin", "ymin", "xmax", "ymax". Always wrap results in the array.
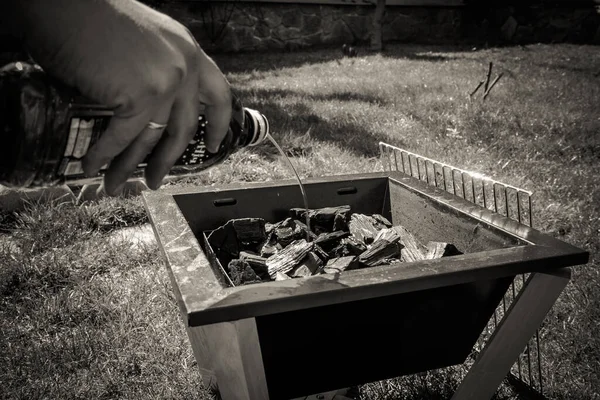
[{"xmin": 378, "ymin": 142, "xmax": 545, "ymax": 398}]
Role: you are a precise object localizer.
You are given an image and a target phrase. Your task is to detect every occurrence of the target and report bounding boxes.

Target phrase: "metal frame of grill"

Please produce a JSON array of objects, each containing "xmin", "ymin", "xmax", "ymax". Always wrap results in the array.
[
  {"xmin": 143, "ymin": 142, "xmax": 589, "ymax": 400},
  {"xmin": 378, "ymin": 141, "xmax": 545, "ymax": 398}
]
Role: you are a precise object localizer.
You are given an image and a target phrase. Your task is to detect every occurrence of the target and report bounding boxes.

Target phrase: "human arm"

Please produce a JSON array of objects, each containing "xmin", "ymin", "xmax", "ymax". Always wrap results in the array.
[{"xmin": 1, "ymin": 0, "xmax": 231, "ymax": 195}]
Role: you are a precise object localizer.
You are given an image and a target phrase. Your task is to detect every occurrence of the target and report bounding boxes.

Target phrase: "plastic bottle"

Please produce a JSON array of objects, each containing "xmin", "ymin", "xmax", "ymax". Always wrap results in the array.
[{"xmin": 0, "ymin": 61, "xmax": 269, "ymax": 188}]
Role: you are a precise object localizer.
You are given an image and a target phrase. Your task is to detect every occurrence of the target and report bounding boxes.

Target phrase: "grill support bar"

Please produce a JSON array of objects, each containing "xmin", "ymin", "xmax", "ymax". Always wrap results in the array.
[{"xmin": 451, "ymin": 268, "xmax": 570, "ymax": 400}]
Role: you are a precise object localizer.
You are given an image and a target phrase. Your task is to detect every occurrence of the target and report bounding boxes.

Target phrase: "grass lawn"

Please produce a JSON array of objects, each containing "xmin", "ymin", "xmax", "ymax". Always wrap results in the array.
[{"xmin": 1, "ymin": 43, "xmax": 598, "ymax": 399}]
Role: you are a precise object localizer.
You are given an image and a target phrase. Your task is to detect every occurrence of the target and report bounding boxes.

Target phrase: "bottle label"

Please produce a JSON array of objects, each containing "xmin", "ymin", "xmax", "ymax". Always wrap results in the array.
[
  {"xmin": 60, "ymin": 113, "xmax": 210, "ymax": 180},
  {"xmin": 59, "ymin": 116, "xmax": 109, "ymax": 178}
]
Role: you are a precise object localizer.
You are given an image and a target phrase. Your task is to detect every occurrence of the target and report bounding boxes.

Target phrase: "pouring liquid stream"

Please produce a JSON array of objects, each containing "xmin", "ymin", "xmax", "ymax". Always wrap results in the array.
[{"xmin": 266, "ymin": 134, "xmax": 312, "ymax": 241}]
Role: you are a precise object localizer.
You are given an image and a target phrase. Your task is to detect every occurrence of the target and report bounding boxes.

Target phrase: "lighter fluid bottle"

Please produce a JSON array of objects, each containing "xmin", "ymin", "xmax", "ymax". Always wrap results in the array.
[{"xmin": 0, "ymin": 61, "xmax": 268, "ymax": 188}]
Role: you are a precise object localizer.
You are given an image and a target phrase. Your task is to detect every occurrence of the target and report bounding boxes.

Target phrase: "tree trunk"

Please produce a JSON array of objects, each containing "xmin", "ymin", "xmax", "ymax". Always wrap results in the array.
[{"xmin": 370, "ymin": 0, "xmax": 386, "ymax": 52}]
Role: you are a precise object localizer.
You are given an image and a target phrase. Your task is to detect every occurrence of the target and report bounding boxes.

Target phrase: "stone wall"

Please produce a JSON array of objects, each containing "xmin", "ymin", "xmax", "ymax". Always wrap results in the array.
[
  {"xmin": 1, "ymin": 2, "xmax": 598, "ymax": 57},
  {"xmin": 155, "ymin": 2, "xmax": 600, "ymax": 53},
  {"xmin": 462, "ymin": 3, "xmax": 600, "ymax": 45},
  {"xmin": 158, "ymin": 2, "xmax": 461, "ymax": 52}
]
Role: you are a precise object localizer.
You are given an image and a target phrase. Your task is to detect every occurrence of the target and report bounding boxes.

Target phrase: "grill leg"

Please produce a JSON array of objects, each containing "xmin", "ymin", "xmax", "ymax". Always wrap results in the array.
[
  {"xmin": 452, "ymin": 268, "xmax": 571, "ymax": 400},
  {"xmin": 186, "ymin": 317, "xmax": 269, "ymax": 400}
]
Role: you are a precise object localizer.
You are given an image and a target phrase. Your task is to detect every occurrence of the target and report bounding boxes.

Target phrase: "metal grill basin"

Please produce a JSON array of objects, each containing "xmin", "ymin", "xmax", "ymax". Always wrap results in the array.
[{"xmin": 143, "ymin": 163, "xmax": 588, "ymax": 400}]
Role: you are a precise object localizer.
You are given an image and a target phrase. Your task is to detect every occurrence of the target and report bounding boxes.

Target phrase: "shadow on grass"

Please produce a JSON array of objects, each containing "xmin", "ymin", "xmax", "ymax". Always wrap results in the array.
[
  {"xmin": 533, "ymin": 60, "xmax": 600, "ymax": 76},
  {"xmin": 233, "ymin": 86, "xmax": 407, "ymax": 159},
  {"xmin": 238, "ymin": 87, "xmax": 387, "ymax": 106},
  {"xmin": 213, "ymin": 43, "xmax": 470, "ymax": 74}
]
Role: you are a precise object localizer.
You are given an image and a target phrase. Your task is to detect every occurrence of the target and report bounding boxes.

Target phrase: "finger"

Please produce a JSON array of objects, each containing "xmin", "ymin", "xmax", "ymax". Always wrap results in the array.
[
  {"xmin": 101, "ymin": 103, "xmax": 173, "ymax": 196},
  {"xmin": 144, "ymin": 88, "xmax": 200, "ymax": 190},
  {"xmin": 197, "ymin": 52, "xmax": 232, "ymax": 153},
  {"xmin": 82, "ymin": 109, "xmax": 153, "ymax": 177}
]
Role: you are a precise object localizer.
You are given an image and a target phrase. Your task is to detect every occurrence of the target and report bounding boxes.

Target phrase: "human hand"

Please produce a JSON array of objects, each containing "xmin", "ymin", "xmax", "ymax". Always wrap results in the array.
[{"xmin": 14, "ymin": 0, "xmax": 231, "ymax": 195}]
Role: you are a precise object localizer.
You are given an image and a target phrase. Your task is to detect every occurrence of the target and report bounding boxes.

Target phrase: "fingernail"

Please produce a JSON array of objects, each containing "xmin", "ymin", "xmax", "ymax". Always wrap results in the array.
[{"xmin": 148, "ymin": 177, "xmax": 164, "ymax": 191}]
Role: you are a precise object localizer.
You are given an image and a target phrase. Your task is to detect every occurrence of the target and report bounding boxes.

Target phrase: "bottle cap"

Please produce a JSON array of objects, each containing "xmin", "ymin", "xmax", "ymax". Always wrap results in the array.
[{"xmin": 245, "ymin": 108, "xmax": 269, "ymax": 146}]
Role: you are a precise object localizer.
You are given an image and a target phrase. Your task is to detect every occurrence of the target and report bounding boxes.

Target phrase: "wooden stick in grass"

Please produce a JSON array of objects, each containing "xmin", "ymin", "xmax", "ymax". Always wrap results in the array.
[
  {"xmin": 483, "ymin": 72, "xmax": 504, "ymax": 100},
  {"xmin": 484, "ymin": 62, "xmax": 493, "ymax": 93},
  {"xmin": 469, "ymin": 80, "xmax": 485, "ymax": 98}
]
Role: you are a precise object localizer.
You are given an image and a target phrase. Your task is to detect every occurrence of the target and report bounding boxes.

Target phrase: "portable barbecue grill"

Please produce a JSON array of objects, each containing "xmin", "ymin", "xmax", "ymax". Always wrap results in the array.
[{"xmin": 142, "ymin": 142, "xmax": 589, "ymax": 400}]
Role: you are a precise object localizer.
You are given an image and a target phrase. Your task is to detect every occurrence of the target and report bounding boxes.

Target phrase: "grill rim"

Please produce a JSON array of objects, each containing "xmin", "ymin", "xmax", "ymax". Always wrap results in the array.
[{"xmin": 142, "ymin": 171, "xmax": 589, "ymax": 328}]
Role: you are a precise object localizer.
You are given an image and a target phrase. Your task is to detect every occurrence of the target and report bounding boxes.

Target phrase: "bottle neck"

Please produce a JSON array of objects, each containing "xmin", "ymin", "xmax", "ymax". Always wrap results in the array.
[{"xmin": 244, "ymin": 107, "xmax": 269, "ymax": 146}]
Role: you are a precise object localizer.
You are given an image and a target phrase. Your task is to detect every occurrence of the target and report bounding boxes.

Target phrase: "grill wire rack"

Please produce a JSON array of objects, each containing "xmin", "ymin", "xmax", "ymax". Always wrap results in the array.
[{"xmin": 378, "ymin": 142, "xmax": 546, "ymax": 399}]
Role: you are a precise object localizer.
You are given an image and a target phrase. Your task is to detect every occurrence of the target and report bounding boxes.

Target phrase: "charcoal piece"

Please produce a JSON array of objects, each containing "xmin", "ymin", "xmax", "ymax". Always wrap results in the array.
[
  {"xmin": 332, "ymin": 236, "xmax": 368, "ymax": 257},
  {"xmin": 372, "ymin": 214, "xmax": 392, "ymax": 228},
  {"xmin": 306, "ymin": 252, "xmax": 324, "ymax": 271},
  {"xmin": 207, "ymin": 220, "xmax": 240, "ymax": 262},
  {"xmin": 291, "ymin": 265, "xmax": 313, "ymax": 277},
  {"xmin": 266, "ymin": 239, "xmax": 314, "ymax": 278},
  {"xmin": 260, "ymin": 241, "xmax": 281, "ymax": 258},
  {"xmin": 293, "ymin": 219, "xmax": 318, "ymax": 241},
  {"xmin": 275, "ymin": 227, "xmax": 295, "ymax": 246},
  {"xmin": 333, "ymin": 211, "xmax": 350, "ymax": 231},
  {"xmin": 290, "ymin": 205, "xmax": 351, "ymax": 232},
  {"xmin": 291, "ymin": 252, "xmax": 322, "ymax": 277},
  {"xmin": 228, "ymin": 259, "xmax": 262, "ymax": 286},
  {"xmin": 232, "ymin": 218, "xmax": 266, "ymax": 243},
  {"xmin": 314, "ymin": 230, "xmax": 350, "ymax": 252},
  {"xmin": 289, "ymin": 208, "xmax": 308, "ymax": 221},
  {"xmin": 312, "ymin": 244, "xmax": 330, "ymax": 263},
  {"xmin": 344, "ymin": 236, "xmax": 368, "ymax": 255},
  {"xmin": 348, "ymin": 214, "xmax": 382, "ymax": 245},
  {"xmin": 265, "ymin": 222, "xmax": 277, "ymax": 236},
  {"xmin": 239, "ymin": 251, "xmax": 269, "ymax": 279},
  {"xmin": 323, "ymin": 256, "xmax": 358, "ymax": 274},
  {"xmin": 275, "ymin": 271, "xmax": 292, "ymax": 281},
  {"xmin": 389, "ymin": 225, "xmax": 427, "ymax": 262},
  {"xmin": 425, "ymin": 242, "xmax": 463, "ymax": 259},
  {"xmin": 280, "ymin": 217, "xmax": 295, "ymax": 228},
  {"xmin": 374, "ymin": 227, "xmax": 401, "ymax": 243},
  {"xmin": 374, "ymin": 258, "xmax": 402, "ymax": 267},
  {"xmin": 358, "ymin": 239, "xmax": 402, "ymax": 267}
]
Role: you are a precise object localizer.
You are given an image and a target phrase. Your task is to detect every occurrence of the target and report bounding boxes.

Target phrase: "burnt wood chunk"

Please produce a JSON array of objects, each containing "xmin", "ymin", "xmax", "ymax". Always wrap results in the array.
[
  {"xmin": 333, "ymin": 212, "xmax": 349, "ymax": 231},
  {"xmin": 290, "ymin": 205, "xmax": 351, "ymax": 233},
  {"xmin": 358, "ymin": 239, "xmax": 402, "ymax": 267},
  {"xmin": 232, "ymin": 218, "xmax": 266, "ymax": 243},
  {"xmin": 260, "ymin": 240, "xmax": 281, "ymax": 258},
  {"xmin": 266, "ymin": 239, "xmax": 314, "ymax": 278},
  {"xmin": 207, "ymin": 220, "xmax": 240, "ymax": 261},
  {"xmin": 372, "ymin": 214, "xmax": 392, "ymax": 228},
  {"xmin": 349, "ymin": 213, "xmax": 385, "ymax": 245},
  {"xmin": 291, "ymin": 265, "xmax": 312, "ymax": 278},
  {"xmin": 265, "ymin": 222, "xmax": 277, "ymax": 236},
  {"xmin": 280, "ymin": 217, "xmax": 295, "ymax": 228},
  {"xmin": 293, "ymin": 219, "xmax": 318, "ymax": 241},
  {"xmin": 239, "ymin": 251, "xmax": 269, "ymax": 278},
  {"xmin": 312, "ymin": 244, "xmax": 330, "ymax": 263},
  {"xmin": 332, "ymin": 236, "xmax": 368, "ymax": 257},
  {"xmin": 275, "ymin": 271, "xmax": 292, "ymax": 281},
  {"xmin": 425, "ymin": 242, "xmax": 463, "ymax": 259},
  {"xmin": 208, "ymin": 209, "xmax": 466, "ymax": 287},
  {"xmin": 391, "ymin": 225, "xmax": 427, "ymax": 262},
  {"xmin": 374, "ymin": 227, "xmax": 401, "ymax": 243},
  {"xmin": 291, "ymin": 252, "xmax": 323, "ymax": 277},
  {"xmin": 275, "ymin": 226, "xmax": 295, "ymax": 246},
  {"xmin": 227, "ymin": 259, "xmax": 262, "ymax": 286},
  {"xmin": 323, "ymin": 256, "xmax": 358, "ymax": 274},
  {"xmin": 314, "ymin": 230, "xmax": 350, "ymax": 251}
]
